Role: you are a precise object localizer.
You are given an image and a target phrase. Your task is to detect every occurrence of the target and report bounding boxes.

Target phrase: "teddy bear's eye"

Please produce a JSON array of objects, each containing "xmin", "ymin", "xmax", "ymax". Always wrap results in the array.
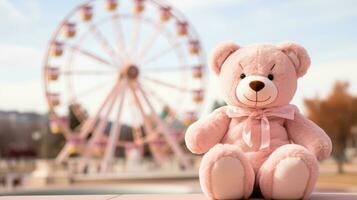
[
  {"xmin": 268, "ymin": 74, "xmax": 274, "ymax": 80},
  {"xmin": 240, "ymin": 73, "xmax": 246, "ymax": 79}
]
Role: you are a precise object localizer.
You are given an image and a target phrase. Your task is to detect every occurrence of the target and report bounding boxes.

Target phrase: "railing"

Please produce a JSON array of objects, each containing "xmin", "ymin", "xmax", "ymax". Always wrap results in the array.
[{"xmin": 0, "ymin": 159, "xmax": 36, "ymax": 190}]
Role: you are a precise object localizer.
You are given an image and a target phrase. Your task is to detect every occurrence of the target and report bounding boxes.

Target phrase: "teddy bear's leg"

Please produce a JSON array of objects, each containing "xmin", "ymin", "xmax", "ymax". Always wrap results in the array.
[
  {"xmin": 199, "ymin": 144, "xmax": 255, "ymax": 199},
  {"xmin": 258, "ymin": 144, "xmax": 318, "ymax": 200}
]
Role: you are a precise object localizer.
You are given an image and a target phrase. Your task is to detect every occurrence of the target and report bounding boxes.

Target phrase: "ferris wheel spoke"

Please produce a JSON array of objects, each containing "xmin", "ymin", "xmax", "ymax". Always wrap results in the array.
[
  {"xmin": 129, "ymin": 97, "xmax": 143, "ymax": 130},
  {"xmin": 84, "ymin": 81, "xmax": 124, "ymax": 158},
  {"xmin": 128, "ymin": 82, "xmax": 147, "ymax": 119},
  {"xmin": 142, "ymin": 76, "xmax": 192, "ymax": 93},
  {"xmin": 141, "ymin": 83, "xmax": 180, "ymax": 119},
  {"xmin": 128, "ymin": 82, "xmax": 166, "ymax": 166},
  {"xmin": 132, "ymin": 126, "xmax": 144, "ymax": 145},
  {"xmin": 128, "ymin": 82, "xmax": 155, "ymax": 138},
  {"xmin": 71, "ymin": 80, "xmax": 113, "ymax": 102},
  {"xmin": 129, "ymin": 98, "xmax": 144, "ymax": 144},
  {"xmin": 140, "ymin": 82, "xmax": 169, "ymax": 109},
  {"xmin": 134, "ymin": 23, "xmax": 164, "ymax": 62},
  {"xmin": 136, "ymin": 83, "xmax": 191, "ymax": 169},
  {"xmin": 55, "ymin": 144, "xmax": 71, "ymax": 164},
  {"xmin": 68, "ymin": 45, "xmax": 114, "ymax": 67},
  {"xmin": 87, "ymin": 22, "xmax": 121, "ymax": 66},
  {"xmin": 128, "ymin": 15, "xmax": 143, "ymax": 61},
  {"xmin": 111, "ymin": 14, "xmax": 128, "ymax": 62},
  {"xmin": 89, "ymin": 83, "xmax": 121, "ymax": 142},
  {"xmin": 141, "ymin": 41, "xmax": 184, "ymax": 65},
  {"xmin": 141, "ymin": 65, "xmax": 192, "ymax": 72},
  {"xmin": 61, "ymin": 69, "xmax": 116, "ymax": 75},
  {"xmin": 79, "ymin": 81, "xmax": 121, "ymax": 138},
  {"xmin": 101, "ymin": 81, "xmax": 127, "ymax": 171}
]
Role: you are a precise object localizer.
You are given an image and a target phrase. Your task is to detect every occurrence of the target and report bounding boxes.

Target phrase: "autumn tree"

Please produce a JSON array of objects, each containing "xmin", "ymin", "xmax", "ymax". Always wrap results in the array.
[{"xmin": 304, "ymin": 82, "xmax": 357, "ymax": 173}]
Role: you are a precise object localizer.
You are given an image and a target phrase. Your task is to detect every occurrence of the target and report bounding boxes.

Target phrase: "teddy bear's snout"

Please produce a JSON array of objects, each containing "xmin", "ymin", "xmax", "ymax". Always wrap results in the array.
[
  {"xmin": 249, "ymin": 81, "xmax": 265, "ymax": 92},
  {"xmin": 236, "ymin": 75, "xmax": 278, "ymax": 107}
]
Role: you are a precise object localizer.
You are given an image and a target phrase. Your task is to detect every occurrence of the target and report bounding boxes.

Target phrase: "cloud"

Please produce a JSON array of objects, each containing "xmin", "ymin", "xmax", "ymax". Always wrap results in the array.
[
  {"xmin": 0, "ymin": 0, "xmax": 26, "ymax": 23},
  {"xmin": 176, "ymin": 0, "xmax": 357, "ymax": 39},
  {"xmin": 285, "ymin": 0, "xmax": 357, "ymax": 24},
  {"xmin": 170, "ymin": 0, "xmax": 242, "ymax": 11},
  {"xmin": 173, "ymin": 0, "xmax": 357, "ymax": 23},
  {"xmin": 0, "ymin": 44, "xmax": 42, "ymax": 70},
  {"xmin": 0, "ymin": 79, "xmax": 46, "ymax": 113},
  {"xmin": 0, "ymin": 43, "xmax": 44, "ymax": 112},
  {"xmin": 0, "ymin": 0, "xmax": 40, "ymax": 30},
  {"xmin": 0, "ymin": 44, "xmax": 43, "ymax": 85}
]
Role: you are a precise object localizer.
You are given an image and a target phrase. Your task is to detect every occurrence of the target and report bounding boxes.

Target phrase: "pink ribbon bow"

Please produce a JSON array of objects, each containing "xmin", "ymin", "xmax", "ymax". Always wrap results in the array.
[{"xmin": 226, "ymin": 104, "xmax": 297, "ymax": 150}]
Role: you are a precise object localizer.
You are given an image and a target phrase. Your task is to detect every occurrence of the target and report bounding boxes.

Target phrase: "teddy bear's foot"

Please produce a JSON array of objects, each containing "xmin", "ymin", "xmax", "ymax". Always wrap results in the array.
[
  {"xmin": 258, "ymin": 144, "xmax": 319, "ymax": 200},
  {"xmin": 272, "ymin": 157, "xmax": 310, "ymax": 199},
  {"xmin": 199, "ymin": 144, "xmax": 254, "ymax": 199}
]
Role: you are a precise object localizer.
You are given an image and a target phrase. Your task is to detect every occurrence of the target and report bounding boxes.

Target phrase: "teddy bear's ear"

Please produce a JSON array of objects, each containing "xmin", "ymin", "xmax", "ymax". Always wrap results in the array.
[
  {"xmin": 209, "ymin": 41, "xmax": 240, "ymax": 75},
  {"xmin": 278, "ymin": 42, "xmax": 311, "ymax": 78}
]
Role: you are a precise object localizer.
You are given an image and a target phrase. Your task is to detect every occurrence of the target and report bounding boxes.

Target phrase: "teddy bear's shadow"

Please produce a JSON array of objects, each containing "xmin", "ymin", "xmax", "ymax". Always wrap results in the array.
[{"xmin": 250, "ymin": 187, "xmax": 264, "ymax": 199}]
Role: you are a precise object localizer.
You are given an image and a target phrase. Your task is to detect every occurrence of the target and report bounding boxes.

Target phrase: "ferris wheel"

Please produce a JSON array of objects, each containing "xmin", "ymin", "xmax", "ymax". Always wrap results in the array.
[{"xmin": 43, "ymin": 0, "xmax": 206, "ymax": 172}]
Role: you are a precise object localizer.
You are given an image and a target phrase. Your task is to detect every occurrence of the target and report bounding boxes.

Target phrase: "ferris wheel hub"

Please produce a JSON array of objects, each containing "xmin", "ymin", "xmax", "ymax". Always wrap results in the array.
[{"xmin": 120, "ymin": 64, "xmax": 139, "ymax": 80}]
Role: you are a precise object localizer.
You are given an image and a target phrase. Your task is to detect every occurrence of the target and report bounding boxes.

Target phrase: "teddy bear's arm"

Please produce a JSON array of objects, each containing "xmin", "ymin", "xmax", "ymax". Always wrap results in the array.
[
  {"xmin": 185, "ymin": 106, "xmax": 231, "ymax": 154},
  {"xmin": 285, "ymin": 112, "xmax": 332, "ymax": 161}
]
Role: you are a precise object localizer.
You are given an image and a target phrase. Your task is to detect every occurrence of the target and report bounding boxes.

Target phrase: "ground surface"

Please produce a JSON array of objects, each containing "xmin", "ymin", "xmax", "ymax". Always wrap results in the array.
[
  {"xmin": 2, "ymin": 159, "xmax": 357, "ymax": 196},
  {"xmin": 2, "ymin": 193, "xmax": 357, "ymax": 200}
]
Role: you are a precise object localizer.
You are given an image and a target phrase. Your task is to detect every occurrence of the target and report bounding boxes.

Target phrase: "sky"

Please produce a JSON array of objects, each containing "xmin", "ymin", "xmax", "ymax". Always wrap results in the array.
[{"xmin": 0, "ymin": 0, "xmax": 357, "ymax": 114}]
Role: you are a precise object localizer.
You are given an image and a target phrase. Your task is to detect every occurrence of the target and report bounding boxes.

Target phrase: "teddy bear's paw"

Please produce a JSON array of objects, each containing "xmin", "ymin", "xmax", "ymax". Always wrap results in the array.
[
  {"xmin": 259, "ymin": 144, "xmax": 319, "ymax": 200},
  {"xmin": 210, "ymin": 156, "xmax": 245, "ymax": 199},
  {"xmin": 199, "ymin": 144, "xmax": 255, "ymax": 199},
  {"xmin": 271, "ymin": 157, "xmax": 309, "ymax": 199}
]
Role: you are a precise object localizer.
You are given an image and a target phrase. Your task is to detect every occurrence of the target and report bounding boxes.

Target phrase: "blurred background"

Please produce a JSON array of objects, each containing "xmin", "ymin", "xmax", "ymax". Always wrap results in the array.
[{"xmin": 0, "ymin": 0, "xmax": 357, "ymax": 196}]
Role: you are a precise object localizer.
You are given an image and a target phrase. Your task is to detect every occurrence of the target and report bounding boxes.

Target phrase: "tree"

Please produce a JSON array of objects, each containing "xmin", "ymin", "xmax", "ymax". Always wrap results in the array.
[
  {"xmin": 212, "ymin": 100, "xmax": 226, "ymax": 111},
  {"xmin": 304, "ymin": 82, "xmax": 357, "ymax": 173}
]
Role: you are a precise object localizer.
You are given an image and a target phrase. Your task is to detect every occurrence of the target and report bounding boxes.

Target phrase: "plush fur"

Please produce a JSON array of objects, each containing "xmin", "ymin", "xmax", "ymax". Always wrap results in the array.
[{"xmin": 185, "ymin": 42, "xmax": 332, "ymax": 200}]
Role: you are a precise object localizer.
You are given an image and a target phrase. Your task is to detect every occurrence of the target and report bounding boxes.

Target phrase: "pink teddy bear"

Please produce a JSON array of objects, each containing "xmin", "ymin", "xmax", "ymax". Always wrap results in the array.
[{"xmin": 185, "ymin": 42, "xmax": 332, "ymax": 200}]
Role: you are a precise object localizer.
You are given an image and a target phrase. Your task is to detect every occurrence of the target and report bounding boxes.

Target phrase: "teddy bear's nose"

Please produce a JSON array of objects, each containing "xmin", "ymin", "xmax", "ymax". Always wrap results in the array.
[{"xmin": 249, "ymin": 81, "xmax": 265, "ymax": 92}]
